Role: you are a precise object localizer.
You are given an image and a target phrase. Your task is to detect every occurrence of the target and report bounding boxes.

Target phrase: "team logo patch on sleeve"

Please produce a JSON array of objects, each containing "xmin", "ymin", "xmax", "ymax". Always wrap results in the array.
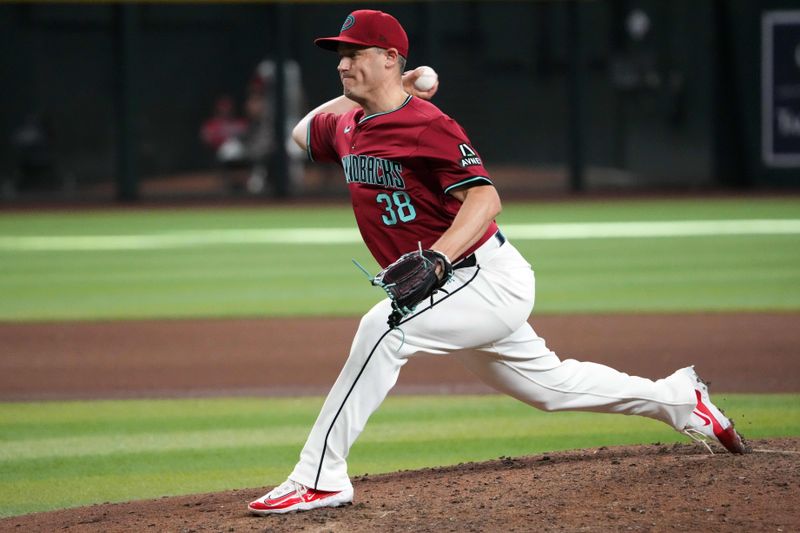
[{"xmin": 458, "ymin": 143, "xmax": 482, "ymax": 167}]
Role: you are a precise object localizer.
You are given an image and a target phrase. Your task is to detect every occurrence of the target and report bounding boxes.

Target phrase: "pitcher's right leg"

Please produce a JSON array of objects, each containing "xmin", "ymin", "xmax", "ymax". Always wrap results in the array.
[{"xmin": 288, "ymin": 298, "xmax": 409, "ymax": 493}]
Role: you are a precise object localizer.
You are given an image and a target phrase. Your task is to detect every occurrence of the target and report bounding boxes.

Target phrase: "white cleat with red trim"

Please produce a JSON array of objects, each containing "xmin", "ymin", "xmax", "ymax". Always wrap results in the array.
[
  {"xmin": 679, "ymin": 366, "xmax": 750, "ymax": 454},
  {"xmin": 248, "ymin": 479, "xmax": 354, "ymax": 515}
]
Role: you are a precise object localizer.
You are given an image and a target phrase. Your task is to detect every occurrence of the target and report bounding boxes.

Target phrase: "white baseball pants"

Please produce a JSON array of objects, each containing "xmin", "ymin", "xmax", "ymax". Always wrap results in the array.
[{"xmin": 289, "ymin": 234, "xmax": 696, "ymax": 491}]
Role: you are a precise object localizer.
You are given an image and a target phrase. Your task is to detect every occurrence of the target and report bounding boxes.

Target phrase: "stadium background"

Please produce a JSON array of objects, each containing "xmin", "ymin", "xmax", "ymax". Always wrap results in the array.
[
  {"xmin": 2, "ymin": 0, "xmax": 798, "ymax": 202},
  {"xmin": 1, "ymin": 1, "xmax": 799, "ymax": 529}
]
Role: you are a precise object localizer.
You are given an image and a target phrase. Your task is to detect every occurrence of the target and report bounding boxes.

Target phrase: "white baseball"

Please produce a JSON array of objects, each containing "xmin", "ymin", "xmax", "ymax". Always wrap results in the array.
[{"xmin": 414, "ymin": 66, "xmax": 438, "ymax": 91}]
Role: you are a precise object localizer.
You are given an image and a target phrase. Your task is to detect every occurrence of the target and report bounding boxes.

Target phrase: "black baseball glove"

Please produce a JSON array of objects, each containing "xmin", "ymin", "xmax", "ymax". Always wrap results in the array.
[{"xmin": 373, "ymin": 248, "xmax": 453, "ymax": 328}]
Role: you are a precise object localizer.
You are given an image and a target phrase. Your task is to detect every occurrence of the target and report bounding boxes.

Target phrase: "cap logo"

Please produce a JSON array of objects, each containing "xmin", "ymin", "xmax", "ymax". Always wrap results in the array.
[{"xmin": 341, "ymin": 14, "xmax": 355, "ymax": 33}]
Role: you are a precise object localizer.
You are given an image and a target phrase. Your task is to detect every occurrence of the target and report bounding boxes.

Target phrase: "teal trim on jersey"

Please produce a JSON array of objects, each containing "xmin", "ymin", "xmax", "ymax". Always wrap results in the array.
[
  {"xmin": 443, "ymin": 176, "xmax": 493, "ymax": 195},
  {"xmin": 358, "ymin": 94, "xmax": 413, "ymax": 124},
  {"xmin": 305, "ymin": 121, "xmax": 314, "ymax": 162}
]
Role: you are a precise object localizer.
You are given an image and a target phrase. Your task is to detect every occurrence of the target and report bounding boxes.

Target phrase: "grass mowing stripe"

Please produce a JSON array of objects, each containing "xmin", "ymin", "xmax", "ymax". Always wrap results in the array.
[
  {"xmin": 506, "ymin": 219, "xmax": 800, "ymax": 239},
  {"xmin": 0, "ymin": 394, "xmax": 797, "ymax": 517},
  {"xmin": 1, "ymin": 198, "xmax": 799, "ymax": 236},
  {"xmin": 1, "ymin": 219, "xmax": 800, "ymax": 251},
  {"xmin": 1, "ymin": 198, "xmax": 799, "ymax": 320},
  {"xmin": 0, "ymin": 233, "xmax": 798, "ymax": 320},
  {"xmin": 0, "ymin": 235, "xmax": 800, "ymax": 321},
  {"xmin": 0, "ymin": 428, "xmax": 311, "ymax": 461}
]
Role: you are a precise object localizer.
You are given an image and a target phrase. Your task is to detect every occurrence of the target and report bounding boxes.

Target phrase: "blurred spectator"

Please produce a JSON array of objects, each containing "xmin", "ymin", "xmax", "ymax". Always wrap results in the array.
[
  {"xmin": 247, "ymin": 59, "xmax": 306, "ymax": 194},
  {"xmin": 201, "ymin": 95, "xmax": 248, "ymax": 151},
  {"xmin": 610, "ymin": 9, "xmax": 660, "ymax": 93},
  {"xmin": 200, "ymin": 95, "xmax": 250, "ymax": 190},
  {"xmin": 201, "ymin": 60, "xmax": 306, "ymax": 195},
  {"xmin": 9, "ymin": 112, "xmax": 57, "ymax": 194},
  {"xmin": 242, "ymin": 76, "xmax": 274, "ymax": 194},
  {"xmin": 200, "ymin": 95, "xmax": 247, "ymax": 163}
]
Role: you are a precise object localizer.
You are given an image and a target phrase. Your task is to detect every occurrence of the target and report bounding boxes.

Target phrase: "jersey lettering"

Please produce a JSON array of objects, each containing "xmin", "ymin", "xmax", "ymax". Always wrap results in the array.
[{"xmin": 342, "ymin": 154, "xmax": 406, "ymax": 189}]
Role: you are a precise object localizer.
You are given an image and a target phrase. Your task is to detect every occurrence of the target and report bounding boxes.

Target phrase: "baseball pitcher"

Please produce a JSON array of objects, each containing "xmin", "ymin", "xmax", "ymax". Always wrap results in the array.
[{"xmin": 248, "ymin": 9, "xmax": 748, "ymax": 515}]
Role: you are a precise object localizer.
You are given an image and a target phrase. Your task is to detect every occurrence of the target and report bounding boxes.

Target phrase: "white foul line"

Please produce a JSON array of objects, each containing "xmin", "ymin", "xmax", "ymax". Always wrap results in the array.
[
  {"xmin": 0, "ymin": 219, "xmax": 799, "ymax": 252},
  {"xmin": 751, "ymin": 448, "xmax": 800, "ymax": 455},
  {"xmin": 505, "ymin": 219, "xmax": 800, "ymax": 239}
]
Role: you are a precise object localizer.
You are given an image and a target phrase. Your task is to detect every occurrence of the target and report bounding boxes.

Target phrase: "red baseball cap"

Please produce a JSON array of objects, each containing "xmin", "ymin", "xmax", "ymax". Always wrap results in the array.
[{"xmin": 315, "ymin": 10, "xmax": 409, "ymax": 59}]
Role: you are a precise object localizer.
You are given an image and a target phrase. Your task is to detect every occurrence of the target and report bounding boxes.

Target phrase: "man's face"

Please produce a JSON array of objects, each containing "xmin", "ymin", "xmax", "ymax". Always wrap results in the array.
[{"xmin": 337, "ymin": 44, "xmax": 386, "ymax": 100}]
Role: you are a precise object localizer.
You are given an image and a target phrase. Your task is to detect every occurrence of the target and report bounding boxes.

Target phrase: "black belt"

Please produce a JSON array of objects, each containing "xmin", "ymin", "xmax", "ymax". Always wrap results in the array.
[{"xmin": 453, "ymin": 230, "xmax": 506, "ymax": 270}]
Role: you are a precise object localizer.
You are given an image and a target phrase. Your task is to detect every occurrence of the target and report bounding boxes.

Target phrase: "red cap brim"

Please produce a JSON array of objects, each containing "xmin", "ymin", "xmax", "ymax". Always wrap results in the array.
[
  {"xmin": 314, "ymin": 35, "xmax": 372, "ymax": 52},
  {"xmin": 314, "ymin": 35, "xmax": 407, "ymax": 58}
]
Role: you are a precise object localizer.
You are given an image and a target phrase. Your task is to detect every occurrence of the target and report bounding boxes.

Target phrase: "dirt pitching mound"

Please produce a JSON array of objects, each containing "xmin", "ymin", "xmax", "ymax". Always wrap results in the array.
[{"xmin": 5, "ymin": 438, "xmax": 798, "ymax": 532}]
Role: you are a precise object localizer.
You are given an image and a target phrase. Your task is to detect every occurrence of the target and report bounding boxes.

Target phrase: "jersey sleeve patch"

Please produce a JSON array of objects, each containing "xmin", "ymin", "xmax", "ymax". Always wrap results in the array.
[
  {"xmin": 443, "ymin": 176, "xmax": 493, "ymax": 195},
  {"xmin": 413, "ymin": 116, "xmax": 492, "ymax": 193},
  {"xmin": 457, "ymin": 143, "xmax": 483, "ymax": 168}
]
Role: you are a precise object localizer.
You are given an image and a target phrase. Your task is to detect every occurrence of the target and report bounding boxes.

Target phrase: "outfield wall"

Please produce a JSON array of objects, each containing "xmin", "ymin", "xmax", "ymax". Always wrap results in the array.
[{"xmin": 3, "ymin": 1, "xmax": 799, "ymax": 201}]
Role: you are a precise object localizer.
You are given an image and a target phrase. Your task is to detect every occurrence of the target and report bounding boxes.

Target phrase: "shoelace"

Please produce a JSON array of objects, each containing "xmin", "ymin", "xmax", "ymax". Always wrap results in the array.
[
  {"xmin": 270, "ymin": 479, "xmax": 306, "ymax": 499},
  {"xmin": 682, "ymin": 428, "xmax": 715, "ymax": 454}
]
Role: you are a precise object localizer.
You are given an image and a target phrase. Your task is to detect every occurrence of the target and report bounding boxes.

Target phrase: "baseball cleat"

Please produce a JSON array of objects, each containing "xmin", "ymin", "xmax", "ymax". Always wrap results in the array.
[
  {"xmin": 248, "ymin": 479, "xmax": 354, "ymax": 515},
  {"xmin": 679, "ymin": 366, "xmax": 750, "ymax": 454}
]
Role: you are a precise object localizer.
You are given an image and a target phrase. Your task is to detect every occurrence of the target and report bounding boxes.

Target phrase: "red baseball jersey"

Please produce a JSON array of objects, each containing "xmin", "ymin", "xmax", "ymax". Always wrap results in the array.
[{"xmin": 307, "ymin": 95, "xmax": 499, "ymax": 267}]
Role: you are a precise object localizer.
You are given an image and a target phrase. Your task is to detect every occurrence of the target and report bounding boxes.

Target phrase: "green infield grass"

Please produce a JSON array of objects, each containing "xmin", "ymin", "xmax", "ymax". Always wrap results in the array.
[
  {"xmin": 0, "ymin": 197, "xmax": 799, "ymax": 321},
  {"xmin": 0, "ymin": 393, "xmax": 798, "ymax": 518}
]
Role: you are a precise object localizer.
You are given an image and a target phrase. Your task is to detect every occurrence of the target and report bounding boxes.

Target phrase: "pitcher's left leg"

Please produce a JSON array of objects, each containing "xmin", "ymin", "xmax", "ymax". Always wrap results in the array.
[{"xmin": 456, "ymin": 322, "xmax": 696, "ymax": 429}]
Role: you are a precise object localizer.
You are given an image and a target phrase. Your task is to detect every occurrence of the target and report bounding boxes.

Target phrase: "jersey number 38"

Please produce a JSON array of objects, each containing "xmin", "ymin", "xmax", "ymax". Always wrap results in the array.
[{"xmin": 376, "ymin": 191, "xmax": 417, "ymax": 225}]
